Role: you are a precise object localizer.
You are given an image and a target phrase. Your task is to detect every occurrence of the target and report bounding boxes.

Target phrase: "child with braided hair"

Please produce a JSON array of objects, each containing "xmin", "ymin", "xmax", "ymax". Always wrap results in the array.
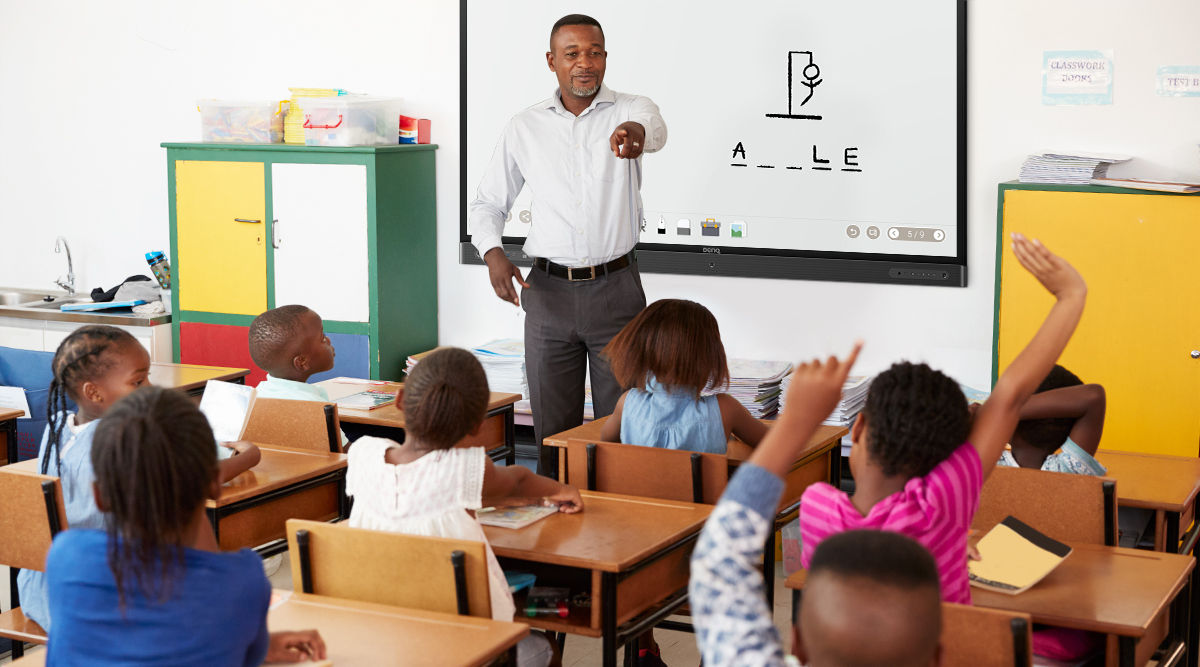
[{"xmin": 18, "ymin": 325, "xmax": 260, "ymax": 631}]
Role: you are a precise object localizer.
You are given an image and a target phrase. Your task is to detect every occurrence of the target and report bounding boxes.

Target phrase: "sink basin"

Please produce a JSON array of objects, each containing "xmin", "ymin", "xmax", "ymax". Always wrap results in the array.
[
  {"xmin": 0, "ymin": 290, "xmax": 56, "ymax": 306},
  {"xmin": 20, "ymin": 298, "xmax": 90, "ymax": 310}
]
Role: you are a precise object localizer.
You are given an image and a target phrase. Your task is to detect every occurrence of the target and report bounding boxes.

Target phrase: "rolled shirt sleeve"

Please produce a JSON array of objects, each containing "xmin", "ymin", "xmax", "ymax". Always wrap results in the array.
[{"xmin": 628, "ymin": 95, "xmax": 667, "ymax": 153}]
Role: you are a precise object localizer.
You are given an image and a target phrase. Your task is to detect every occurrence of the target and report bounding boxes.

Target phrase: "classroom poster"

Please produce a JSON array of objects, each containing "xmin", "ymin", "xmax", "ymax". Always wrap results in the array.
[
  {"xmin": 1157, "ymin": 66, "xmax": 1200, "ymax": 97},
  {"xmin": 1043, "ymin": 50, "xmax": 1113, "ymax": 105}
]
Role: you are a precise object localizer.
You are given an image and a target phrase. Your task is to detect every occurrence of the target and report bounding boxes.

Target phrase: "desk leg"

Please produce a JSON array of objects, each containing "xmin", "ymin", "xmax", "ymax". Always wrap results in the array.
[
  {"xmin": 829, "ymin": 444, "xmax": 841, "ymax": 489},
  {"xmin": 4, "ymin": 419, "xmax": 17, "ymax": 465},
  {"xmin": 206, "ymin": 507, "xmax": 221, "ymax": 544},
  {"xmin": 763, "ymin": 528, "xmax": 776, "ymax": 608},
  {"xmin": 504, "ymin": 408, "xmax": 516, "ymax": 467},
  {"xmin": 602, "ymin": 571, "xmax": 618, "ymax": 667},
  {"xmin": 1118, "ymin": 636, "xmax": 1135, "ymax": 667}
]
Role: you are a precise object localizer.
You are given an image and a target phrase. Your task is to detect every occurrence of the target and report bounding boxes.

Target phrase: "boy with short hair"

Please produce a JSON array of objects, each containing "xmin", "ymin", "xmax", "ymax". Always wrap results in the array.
[{"xmin": 249, "ymin": 305, "xmax": 336, "ymax": 399}]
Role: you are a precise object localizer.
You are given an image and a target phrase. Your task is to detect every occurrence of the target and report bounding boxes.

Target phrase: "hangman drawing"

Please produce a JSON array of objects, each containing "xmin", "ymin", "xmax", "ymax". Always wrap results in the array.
[{"xmin": 766, "ymin": 50, "xmax": 823, "ymax": 120}]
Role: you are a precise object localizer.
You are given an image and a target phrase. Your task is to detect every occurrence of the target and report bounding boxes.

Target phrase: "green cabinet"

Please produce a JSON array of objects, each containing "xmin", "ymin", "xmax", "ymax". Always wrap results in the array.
[{"xmin": 163, "ymin": 143, "xmax": 438, "ymax": 381}]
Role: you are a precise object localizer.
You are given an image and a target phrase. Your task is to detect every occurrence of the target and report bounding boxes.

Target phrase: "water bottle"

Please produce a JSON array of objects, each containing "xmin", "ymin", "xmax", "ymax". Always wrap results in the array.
[{"xmin": 145, "ymin": 251, "xmax": 171, "ymax": 289}]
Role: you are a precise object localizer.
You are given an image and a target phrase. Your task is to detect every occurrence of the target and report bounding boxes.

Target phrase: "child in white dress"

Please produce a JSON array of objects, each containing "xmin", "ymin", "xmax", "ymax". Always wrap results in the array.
[{"xmin": 346, "ymin": 347, "xmax": 582, "ymax": 665}]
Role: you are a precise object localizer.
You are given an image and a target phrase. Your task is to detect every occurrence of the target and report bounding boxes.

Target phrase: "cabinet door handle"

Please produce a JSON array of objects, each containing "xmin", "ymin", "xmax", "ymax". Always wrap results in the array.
[
  {"xmin": 234, "ymin": 218, "xmax": 262, "ymax": 224},
  {"xmin": 272, "ymin": 219, "xmax": 281, "ymax": 249},
  {"xmin": 1192, "ymin": 350, "xmax": 1199, "ymax": 359}
]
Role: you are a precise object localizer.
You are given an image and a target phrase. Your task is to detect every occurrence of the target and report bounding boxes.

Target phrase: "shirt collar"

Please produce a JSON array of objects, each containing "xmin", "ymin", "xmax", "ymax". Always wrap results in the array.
[{"xmin": 544, "ymin": 84, "xmax": 616, "ymax": 117}]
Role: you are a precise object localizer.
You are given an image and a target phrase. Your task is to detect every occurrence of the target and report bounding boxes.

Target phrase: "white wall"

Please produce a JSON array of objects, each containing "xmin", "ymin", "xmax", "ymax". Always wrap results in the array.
[{"xmin": 2, "ymin": 0, "xmax": 1197, "ymax": 388}]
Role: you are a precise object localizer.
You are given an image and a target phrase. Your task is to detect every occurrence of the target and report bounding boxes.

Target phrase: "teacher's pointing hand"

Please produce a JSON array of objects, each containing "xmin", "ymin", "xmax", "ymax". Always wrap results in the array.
[{"xmin": 610, "ymin": 121, "xmax": 646, "ymax": 159}]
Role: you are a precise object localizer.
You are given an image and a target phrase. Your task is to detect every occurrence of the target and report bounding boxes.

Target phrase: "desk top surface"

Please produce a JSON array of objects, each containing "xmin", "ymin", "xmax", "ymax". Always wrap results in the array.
[
  {"xmin": 149, "ymin": 362, "xmax": 249, "ymax": 392},
  {"xmin": 268, "ymin": 591, "xmax": 526, "ymax": 667},
  {"xmin": 483, "ymin": 490, "xmax": 712, "ymax": 572},
  {"xmin": 209, "ymin": 445, "xmax": 347, "ymax": 507},
  {"xmin": 969, "ymin": 543, "xmax": 1193, "ymax": 637},
  {"xmin": 544, "ymin": 415, "xmax": 846, "ymax": 463},
  {"xmin": 316, "ymin": 379, "xmax": 520, "ymax": 428},
  {"xmin": 1096, "ymin": 449, "xmax": 1200, "ymax": 512},
  {"xmin": 0, "ymin": 407, "xmax": 23, "ymax": 422}
]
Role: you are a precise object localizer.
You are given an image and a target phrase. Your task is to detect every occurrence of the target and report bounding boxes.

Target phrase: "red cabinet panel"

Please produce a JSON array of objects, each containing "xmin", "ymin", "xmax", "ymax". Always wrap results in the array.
[{"xmin": 179, "ymin": 322, "xmax": 266, "ymax": 386}]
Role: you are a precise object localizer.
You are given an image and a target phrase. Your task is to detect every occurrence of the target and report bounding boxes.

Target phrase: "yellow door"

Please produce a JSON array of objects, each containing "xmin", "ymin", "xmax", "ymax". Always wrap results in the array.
[
  {"xmin": 176, "ymin": 161, "xmax": 267, "ymax": 315},
  {"xmin": 997, "ymin": 189, "xmax": 1200, "ymax": 456}
]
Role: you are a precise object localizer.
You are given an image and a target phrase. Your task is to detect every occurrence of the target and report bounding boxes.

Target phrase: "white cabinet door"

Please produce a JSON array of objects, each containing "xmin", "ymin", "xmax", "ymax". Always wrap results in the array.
[{"xmin": 271, "ymin": 163, "xmax": 370, "ymax": 322}]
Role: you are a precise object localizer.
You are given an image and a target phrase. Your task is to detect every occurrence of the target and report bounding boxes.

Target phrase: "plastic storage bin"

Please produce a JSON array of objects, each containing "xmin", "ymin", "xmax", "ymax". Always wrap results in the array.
[
  {"xmin": 198, "ymin": 100, "xmax": 286, "ymax": 143},
  {"xmin": 302, "ymin": 96, "xmax": 402, "ymax": 147}
]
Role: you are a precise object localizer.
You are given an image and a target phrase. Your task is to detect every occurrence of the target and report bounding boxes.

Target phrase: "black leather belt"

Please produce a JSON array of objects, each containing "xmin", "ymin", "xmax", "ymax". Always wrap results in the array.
[{"xmin": 533, "ymin": 253, "xmax": 633, "ymax": 281}]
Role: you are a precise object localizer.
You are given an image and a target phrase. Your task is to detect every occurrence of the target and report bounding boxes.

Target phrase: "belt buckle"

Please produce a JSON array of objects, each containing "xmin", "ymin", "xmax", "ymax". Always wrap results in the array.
[{"xmin": 567, "ymin": 265, "xmax": 596, "ymax": 282}]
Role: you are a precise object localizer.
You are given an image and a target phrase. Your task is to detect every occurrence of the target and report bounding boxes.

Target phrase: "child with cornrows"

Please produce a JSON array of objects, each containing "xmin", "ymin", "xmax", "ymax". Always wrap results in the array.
[{"xmin": 18, "ymin": 325, "xmax": 260, "ymax": 631}]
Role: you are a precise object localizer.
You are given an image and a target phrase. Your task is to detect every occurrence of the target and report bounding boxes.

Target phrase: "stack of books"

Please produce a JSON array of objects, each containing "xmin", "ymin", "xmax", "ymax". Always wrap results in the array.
[
  {"xmin": 1018, "ymin": 151, "xmax": 1130, "ymax": 184},
  {"xmin": 780, "ymin": 374, "xmax": 873, "ymax": 427},
  {"xmin": 713, "ymin": 359, "xmax": 792, "ymax": 419},
  {"xmin": 405, "ymin": 339, "xmax": 529, "ymax": 399}
]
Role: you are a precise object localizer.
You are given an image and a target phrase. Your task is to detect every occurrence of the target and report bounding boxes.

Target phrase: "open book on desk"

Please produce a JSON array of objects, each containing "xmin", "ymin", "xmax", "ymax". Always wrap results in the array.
[{"xmin": 198, "ymin": 380, "xmax": 256, "ymax": 458}]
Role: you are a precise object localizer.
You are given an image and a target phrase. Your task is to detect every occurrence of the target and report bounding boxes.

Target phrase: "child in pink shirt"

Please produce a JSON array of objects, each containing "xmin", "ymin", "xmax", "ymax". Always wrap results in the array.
[{"xmin": 800, "ymin": 234, "xmax": 1088, "ymax": 604}]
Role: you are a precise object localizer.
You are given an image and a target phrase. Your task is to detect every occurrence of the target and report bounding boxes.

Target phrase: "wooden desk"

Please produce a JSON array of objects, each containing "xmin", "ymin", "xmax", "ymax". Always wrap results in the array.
[
  {"xmin": 317, "ymin": 378, "xmax": 521, "ymax": 465},
  {"xmin": 269, "ymin": 591, "xmax": 527, "ymax": 666},
  {"xmin": 149, "ymin": 362, "xmax": 249, "ymax": 398},
  {"xmin": 207, "ymin": 445, "xmax": 347, "ymax": 555},
  {"xmin": 544, "ymin": 416, "xmax": 846, "ymax": 606},
  {"xmin": 1, "ymin": 407, "xmax": 21, "ymax": 466},
  {"xmin": 484, "ymin": 491, "xmax": 712, "ymax": 667}
]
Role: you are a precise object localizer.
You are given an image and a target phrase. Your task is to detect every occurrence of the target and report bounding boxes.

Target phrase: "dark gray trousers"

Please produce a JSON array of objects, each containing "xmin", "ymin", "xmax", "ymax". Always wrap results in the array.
[{"xmin": 522, "ymin": 261, "xmax": 646, "ymax": 478}]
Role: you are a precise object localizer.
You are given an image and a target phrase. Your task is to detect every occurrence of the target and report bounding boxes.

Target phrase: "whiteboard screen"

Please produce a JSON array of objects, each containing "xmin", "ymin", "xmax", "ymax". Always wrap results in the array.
[{"xmin": 461, "ymin": 0, "xmax": 967, "ymax": 284}]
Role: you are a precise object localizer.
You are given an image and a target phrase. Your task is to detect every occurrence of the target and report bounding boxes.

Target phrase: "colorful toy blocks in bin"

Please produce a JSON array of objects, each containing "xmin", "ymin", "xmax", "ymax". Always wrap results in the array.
[{"xmin": 198, "ymin": 100, "xmax": 286, "ymax": 143}]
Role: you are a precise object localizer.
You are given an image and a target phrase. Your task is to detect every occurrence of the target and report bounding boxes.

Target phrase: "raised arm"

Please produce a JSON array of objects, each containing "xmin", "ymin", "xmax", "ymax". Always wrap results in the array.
[
  {"xmin": 716, "ymin": 394, "xmax": 769, "ymax": 447},
  {"xmin": 971, "ymin": 235, "xmax": 1087, "ymax": 476},
  {"xmin": 1019, "ymin": 384, "xmax": 1106, "ymax": 455},
  {"xmin": 481, "ymin": 457, "xmax": 582, "ymax": 513}
]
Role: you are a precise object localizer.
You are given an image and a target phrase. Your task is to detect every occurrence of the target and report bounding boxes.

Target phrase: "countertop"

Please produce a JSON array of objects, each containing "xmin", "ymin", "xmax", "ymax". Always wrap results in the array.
[{"xmin": 0, "ymin": 288, "xmax": 170, "ymax": 327}]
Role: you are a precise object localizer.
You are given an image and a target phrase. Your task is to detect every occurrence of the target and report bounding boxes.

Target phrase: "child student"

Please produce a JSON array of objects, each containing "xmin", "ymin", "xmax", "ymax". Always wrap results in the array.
[
  {"xmin": 599, "ymin": 299, "xmax": 767, "ymax": 453},
  {"xmin": 690, "ymin": 344, "xmax": 937, "ymax": 666},
  {"xmin": 249, "ymin": 305, "xmax": 336, "ymax": 401},
  {"xmin": 799, "ymin": 234, "xmax": 1087, "ymax": 604},
  {"xmin": 45, "ymin": 386, "xmax": 325, "ymax": 665},
  {"xmin": 997, "ymin": 364, "xmax": 1106, "ymax": 474},
  {"xmin": 345, "ymin": 347, "xmax": 581, "ymax": 667},
  {"xmin": 18, "ymin": 325, "xmax": 259, "ymax": 632}
]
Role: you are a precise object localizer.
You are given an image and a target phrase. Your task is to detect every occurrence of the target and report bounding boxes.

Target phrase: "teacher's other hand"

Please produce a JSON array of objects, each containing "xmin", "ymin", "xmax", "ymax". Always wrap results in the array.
[
  {"xmin": 610, "ymin": 121, "xmax": 646, "ymax": 159},
  {"xmin": 484, "ymin": 247, "xmax": 529, "ymax": 306}
]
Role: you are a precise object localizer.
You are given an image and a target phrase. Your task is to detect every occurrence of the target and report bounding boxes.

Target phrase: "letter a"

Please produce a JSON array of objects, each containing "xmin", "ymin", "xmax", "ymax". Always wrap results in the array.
[{"xmin": 732, "ymin": 142, "xmax": 747, "ymax": 160}]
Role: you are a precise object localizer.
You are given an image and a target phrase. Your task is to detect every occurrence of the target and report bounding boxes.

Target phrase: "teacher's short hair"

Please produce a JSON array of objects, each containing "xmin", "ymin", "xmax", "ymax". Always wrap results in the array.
[{"xmin": 550, "ymin": 14, "xmax": 605, "ymax": 49}]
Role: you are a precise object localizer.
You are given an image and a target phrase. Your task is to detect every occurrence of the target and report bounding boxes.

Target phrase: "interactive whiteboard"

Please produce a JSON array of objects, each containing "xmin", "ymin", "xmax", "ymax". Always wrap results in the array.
[{"xmin": 460, "ymin": 0, "xmax": 967, "ymax": 286}]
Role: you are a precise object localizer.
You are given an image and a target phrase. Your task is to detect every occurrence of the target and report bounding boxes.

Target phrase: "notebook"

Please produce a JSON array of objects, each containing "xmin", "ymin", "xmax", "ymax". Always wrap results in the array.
[
  {"xmin": 969, "ymin": 516, "xmax": 1072, "ymax": 595},
  {"xmin": 335, "ymin": 389, "xmax": 396, "ymax": 411},
  {"xmin": 476, "ymin": 505, "xmax": 558, "ymax": 529},
  {"xmin": 198, "ymin": 380, "xmax": 256, "ymax": 446}
]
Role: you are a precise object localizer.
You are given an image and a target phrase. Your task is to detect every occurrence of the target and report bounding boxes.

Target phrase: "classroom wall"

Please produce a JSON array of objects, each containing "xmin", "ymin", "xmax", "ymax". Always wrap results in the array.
[{"xmin": 1, "ymin": 0, "xmax": 1197, "ymax": 388}]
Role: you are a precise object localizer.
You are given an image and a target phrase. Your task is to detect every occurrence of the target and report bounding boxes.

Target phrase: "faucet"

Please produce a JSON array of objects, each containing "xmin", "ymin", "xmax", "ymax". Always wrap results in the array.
[{"xmin": 54, "ymin": 236, "xmax": 75, "ymax": 295}]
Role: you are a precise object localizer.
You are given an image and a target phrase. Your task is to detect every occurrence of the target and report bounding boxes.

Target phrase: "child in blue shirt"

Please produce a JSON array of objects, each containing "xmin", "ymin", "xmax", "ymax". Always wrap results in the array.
[
  {"xmin": 599, "ymin": 299, "xmax": 766, "ymax": 453},
  {"xmin": 45, "ymin": 386, "xmax": 324, "ymax": 666},
  {"xmin": 18, "ymin": 325, "xmax": 259, "ymax": 631},
  {"xmin": 996, "ymin": 364, "xmax": 1107, "ymax": 475}
]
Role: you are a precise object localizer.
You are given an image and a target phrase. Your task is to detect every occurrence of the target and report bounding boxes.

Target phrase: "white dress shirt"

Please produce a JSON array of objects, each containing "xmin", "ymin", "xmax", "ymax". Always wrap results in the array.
[{"xmin": 469, "ymin": 85, "xmax": 667, "ymax": 268}]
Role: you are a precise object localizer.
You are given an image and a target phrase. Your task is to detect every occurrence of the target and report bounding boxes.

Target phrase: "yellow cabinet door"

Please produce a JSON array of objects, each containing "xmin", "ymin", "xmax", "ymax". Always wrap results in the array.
[
  {"xmin": 997, "ymin": 189, "xmax": 1200, "ymax": 456},
  {"xmin": 176, "ymin": 161, "xmax": 268, "ymax": 315}
]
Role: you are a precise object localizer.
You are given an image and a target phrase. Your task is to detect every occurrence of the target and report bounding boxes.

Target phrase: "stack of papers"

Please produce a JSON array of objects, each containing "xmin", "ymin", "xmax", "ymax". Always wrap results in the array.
[
  {"xmin": 1090, "ymin": 177, "xmax": 1200, "ymax": 193},
  {"xmin": 1018, "ymin": 151, "xmax": 1131, "ymax": 184},
  {"xmin": 710, "ymin": 359, "xmax": 792, "ymax": 419},
  {"xmin": 471, "ymin": 339, "xmax": 529, "ymax": 399},
  {"xmin": 780, "ymin": 374, "xmax": 873, "ymax": 427}
]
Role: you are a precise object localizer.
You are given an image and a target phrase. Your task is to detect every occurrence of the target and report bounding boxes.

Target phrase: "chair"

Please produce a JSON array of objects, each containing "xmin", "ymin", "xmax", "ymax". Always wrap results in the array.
[
  {"xmin": 242, "ymin": 398, "xmax": 342, "ymax": 453},
  {"xmin": 973, "ymin": 466, "xmax": 1116, "ymax": 546},
  {"xmin": 285, "ymin": 519, "xmax": 492, "ymax": 618},
  {"xmin": 563, "ymin": 438, "xmax": 729, "ymax": 504},
  {"xmin": 941, "ymin": 602, "xmax": 1032, "ymax": 667},
  {"xmin": 0, "ymin": 469, "xmax": 67, "ymax": 659}
]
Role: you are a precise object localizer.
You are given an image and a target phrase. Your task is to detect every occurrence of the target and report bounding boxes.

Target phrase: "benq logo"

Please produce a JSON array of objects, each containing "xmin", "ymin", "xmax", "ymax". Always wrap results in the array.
[{"xmin": 702, "ymin": 247, "xmax": 721, "ymax": 254}]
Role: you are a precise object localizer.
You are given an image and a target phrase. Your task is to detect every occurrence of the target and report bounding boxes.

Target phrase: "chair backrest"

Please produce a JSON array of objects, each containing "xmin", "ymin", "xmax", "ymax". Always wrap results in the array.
[
  {"xmin": 0, "ymin": 469, "xmax": 67, "ymax": 572},
  {"xmin": 0, "ymin": 346, "xmax": 71, "ymax": 462},
  {"xmin": 242, "ymin": 397, "xmax": 341, "ymax": 453},
  {"xmin": 941, "ymin": 602, "xmax": 1032, "ymax": 667},
  {"xmin": 564, "ymin": 438, "xmax": 728, "ymax": 504},
  {"xmin": 285, "ymin": 519, "xmax": 492, "ymax": 618},
  {"xmin": 974, "ymin": 466, "xmax": 1116, "ymax": 546}
]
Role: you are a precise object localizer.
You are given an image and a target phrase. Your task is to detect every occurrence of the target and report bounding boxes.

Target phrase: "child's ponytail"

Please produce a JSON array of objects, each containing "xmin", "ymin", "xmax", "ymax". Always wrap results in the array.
[{"xmin": 402, "ymin": 348, "xmax": 489, "ymax": 450}]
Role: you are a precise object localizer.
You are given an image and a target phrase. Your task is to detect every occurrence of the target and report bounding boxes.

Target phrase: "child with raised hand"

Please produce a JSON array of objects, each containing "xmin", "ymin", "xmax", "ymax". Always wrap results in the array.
[
  {"xmin": 18, "ymin": 325, "xmax": 258, "ymax": 631},
  {"xmin": 997, "ymin": 364, "xmax": 1106, "ymax": 474},
  {"xmin": 599, "ymin": 299, "xmax": 767, "ymax": 453},
  {"xmin": 345, "ymin": 347, "xmax": 581, "ymax": 666},
  {"xmin": 690, "ymin": 343, "xmax": 863, "ymax": 666},
  {"xmin": 800, "ymin": 234, "xmax": 1088, "ymax": 604},
  {"xmin": 44, "ymin": 386, "xmax": 324, "ymax": 666}
]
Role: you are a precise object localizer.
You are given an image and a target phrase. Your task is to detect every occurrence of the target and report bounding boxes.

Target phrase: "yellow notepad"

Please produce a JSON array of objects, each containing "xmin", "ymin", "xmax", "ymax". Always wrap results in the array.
[{"xmin": 969, "ymin": 516, "xmax": 1071, "ymax": 595}]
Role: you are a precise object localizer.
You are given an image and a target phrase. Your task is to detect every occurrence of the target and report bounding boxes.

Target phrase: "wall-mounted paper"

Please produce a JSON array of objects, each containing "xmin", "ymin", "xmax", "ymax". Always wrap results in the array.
[
  {"xmin": 1043, "ymin": 50, "xmax": 1113, "ymax": 105},
  {"xmin": 1157, "ymin": 66, "xmax": 1200, "ymax": 97}
]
